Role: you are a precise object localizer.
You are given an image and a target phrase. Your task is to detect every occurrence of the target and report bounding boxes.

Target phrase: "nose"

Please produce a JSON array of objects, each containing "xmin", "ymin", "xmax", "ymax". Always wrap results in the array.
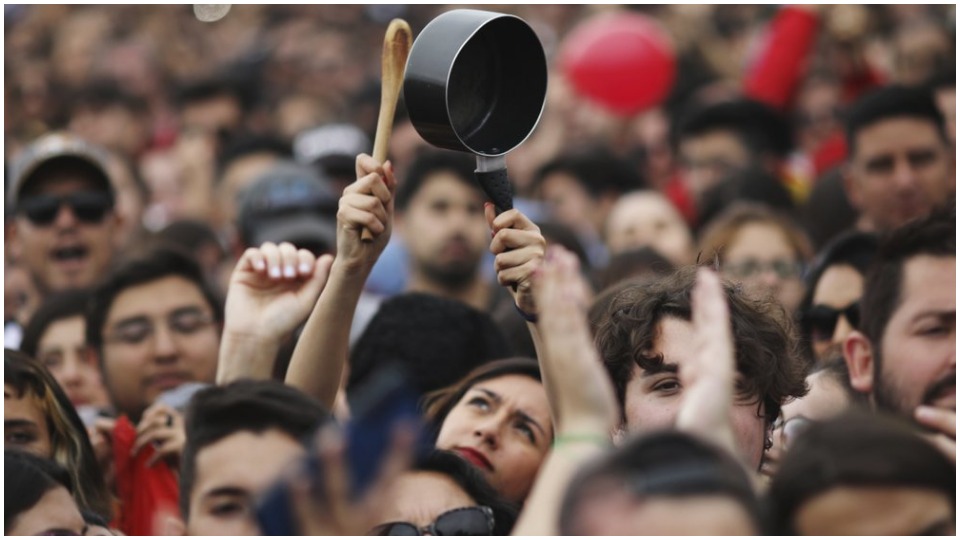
[
  {"xmin": 473, "ymin": 416, "xmax": 502, "ymax": 449},
  {"xmin": 60, "ymin": 355, "xmax": 85, "ymax": 387},
  {"xmin": 832, "ymin": 315, "xmax": 855, "ymax": 345},
  {"xmin": 153, "ymin": 322, "xmax": 179, "ymax": 364},
  {"xmin": 52, "ymin": 201, "xmax": 80, "ymax": 229},
  {"xmin": 892, "ymin": 158, "xmax": 919, "ymax": 192}
]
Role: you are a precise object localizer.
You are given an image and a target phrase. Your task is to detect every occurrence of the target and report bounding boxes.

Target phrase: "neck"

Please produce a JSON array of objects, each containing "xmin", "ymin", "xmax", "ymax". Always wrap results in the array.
[{"xmin": 406, "ymin": 272, "xmax": 490, "ymax": 311}]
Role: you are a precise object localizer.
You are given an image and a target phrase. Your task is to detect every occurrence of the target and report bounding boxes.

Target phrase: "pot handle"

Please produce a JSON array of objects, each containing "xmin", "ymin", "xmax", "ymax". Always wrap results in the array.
[{"xmin": 475, "ymin": 168, "xmax": 514, "ymax": 215}]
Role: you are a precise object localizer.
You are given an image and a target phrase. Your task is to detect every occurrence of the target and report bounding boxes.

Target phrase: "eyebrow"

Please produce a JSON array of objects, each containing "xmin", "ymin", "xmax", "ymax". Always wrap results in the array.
[
  {"xmin": 201, "ymin": 486, "xmax": 250, "ymax": 500},
  {"xmin": 4, "ymin": 419, "xmax": 38, "ymax": 430},
  {"xmin": 911, "ymin": 310, "xmax": 955, "ymax": 322},
  {"xmin": 475, "ymin": 387, "xmax": 548, "ymax": 440},
  {"xmin": 111, "ymin": 305, "xmax": 208, "ymax": 328},
  {"xmin": 640, "ymin": 363, "xmax": 679, "ymax": 377}
]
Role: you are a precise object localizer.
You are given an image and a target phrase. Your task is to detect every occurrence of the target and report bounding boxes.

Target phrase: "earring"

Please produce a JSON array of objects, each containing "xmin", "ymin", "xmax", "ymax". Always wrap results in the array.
[{"xmin": 764, "ymin": 436, "xmax": 774, "ymax": 451}]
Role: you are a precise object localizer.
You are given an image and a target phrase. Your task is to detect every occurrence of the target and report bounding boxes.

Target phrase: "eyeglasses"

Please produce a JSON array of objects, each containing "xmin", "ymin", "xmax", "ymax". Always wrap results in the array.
[
  {"xmin": 18, "ymin": 191, "xmax": 113, "ymax": 226},
  {"xmin": 801, "ymin": 302, "xmax": 860, "ymax": 341},
  {"xmin": 724, "ymin": 259, "xmax": 804, "ymax": 280},
  {"xmin": 370, "ymin": 506, "xmax": 494, "ymax": 536},
  {"xmin": 104, "ymin": 308, "xmax": 215, "ymax": 346},
  {"xmin": 773, "ymin": 415, "xmax": 815, "ymax": 448}
]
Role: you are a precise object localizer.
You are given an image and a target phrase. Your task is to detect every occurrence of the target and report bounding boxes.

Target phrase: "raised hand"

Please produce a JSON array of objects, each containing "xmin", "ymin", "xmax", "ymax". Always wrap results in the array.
[
  {"xmin": 916, "ymin": 406, "xmax": 956, "ymax": 463},
  {"xmin": 132, "ymin": 403, "xmax": 185, "ymax": 468},
  {"xmin": 485, "ymin": 204, "xmax": 546, "ymax": 316},
  {"xmin": 218, "ymin": 242, "xmax": 333, "ymax": 383},
  {"xmin": 675, "ymin": 268, "xmax": 739, "ymax": 456},
  {"xmin": 336, "ymin": 154, "xmax": 397, "ymax": 274}
]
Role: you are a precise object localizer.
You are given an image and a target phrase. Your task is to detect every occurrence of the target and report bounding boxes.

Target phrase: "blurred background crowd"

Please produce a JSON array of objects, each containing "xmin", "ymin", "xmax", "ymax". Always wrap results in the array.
[{"xmin": 3, "ymin": 4, "xmax": 956, "ymax": 537}]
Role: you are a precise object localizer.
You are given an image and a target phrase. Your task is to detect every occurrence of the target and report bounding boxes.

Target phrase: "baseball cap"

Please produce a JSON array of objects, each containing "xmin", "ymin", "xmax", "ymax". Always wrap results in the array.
[
  {"xmin": 236, "ymin": 161, "xmax": 339, "ymax": 255},
  {"xmin": 293, "ymin": 123, "xmax": 370, "ymax": 174},
  {"xmin": 8, "ymin": 132, "xmax": 114, "ymax": 206}
]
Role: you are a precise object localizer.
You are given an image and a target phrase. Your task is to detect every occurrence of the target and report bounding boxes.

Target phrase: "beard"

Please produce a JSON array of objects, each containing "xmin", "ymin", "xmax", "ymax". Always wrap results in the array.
[
  {"xmin": 416, "ymin": 234, "xmax": 483, "ymax": 289},
  {"xmin": 874, "ymin": 347, "xmax": 957, "ymax": 419}
]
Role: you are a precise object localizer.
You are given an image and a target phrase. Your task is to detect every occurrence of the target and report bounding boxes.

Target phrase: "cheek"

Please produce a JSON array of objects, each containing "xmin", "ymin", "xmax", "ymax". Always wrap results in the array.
[
  {"xmin": 624, "ymin": 391, "xmax": 677, "ymax": 432},
  {"xmin": 730, "ymin": 404, "xmax": 765, "ymax": 459}
]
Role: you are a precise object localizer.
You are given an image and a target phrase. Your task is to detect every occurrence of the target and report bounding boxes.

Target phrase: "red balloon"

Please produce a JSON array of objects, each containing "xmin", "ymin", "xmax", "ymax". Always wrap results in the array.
[{"xmin": 560, "ymin": 12, "xmax": 676, "ymax": 116}]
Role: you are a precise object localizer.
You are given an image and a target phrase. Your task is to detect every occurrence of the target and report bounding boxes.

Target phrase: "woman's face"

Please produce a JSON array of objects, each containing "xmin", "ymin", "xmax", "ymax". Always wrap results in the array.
[
  {"xmin": 4, "ymin": 384, "xmax": 53, "ymax": 458},
  {"xmin": 36, "ymin": 315, "xmax": 111, "ymax": 408},
  {"xmin": 722, "ymin": 222, "xmax": 805, "ymax": 313},
  {"xmin": 6, "ymin": 485, "xmax": 86, "ymax": 536},
  {"xmin": 809, "ymin": 264, "xmax": 864, "ymax": 358},
  {"xmin": 435, "ymin": 374, "xmax": 552, "ymax": 503}
]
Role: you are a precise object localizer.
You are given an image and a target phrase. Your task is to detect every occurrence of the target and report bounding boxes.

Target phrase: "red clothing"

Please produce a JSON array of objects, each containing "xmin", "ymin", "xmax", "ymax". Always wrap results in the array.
[
  {"xmin": 110, "ymin": 415, "xmax": 180, "ymax": 536},
  {"xmin": 744, "ymin": 6, "xmax": 820, "ymax": 110}
]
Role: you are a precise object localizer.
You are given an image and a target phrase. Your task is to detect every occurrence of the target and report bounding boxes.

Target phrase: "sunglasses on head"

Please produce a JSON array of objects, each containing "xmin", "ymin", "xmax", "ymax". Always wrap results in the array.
[
  {"xmin": 802, "ymin": 302, "xmax": 860, "ymax": 341},
  {"xmin": 370, "ymin": 506, "xmax": 494, "ymax": 536},
  {"xmin": 18, "ymin": 191, "xmax": 113, "ymax": 226}
]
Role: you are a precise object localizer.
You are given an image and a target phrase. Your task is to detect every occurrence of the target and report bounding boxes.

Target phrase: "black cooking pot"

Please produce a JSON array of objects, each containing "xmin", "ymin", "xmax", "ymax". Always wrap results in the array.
[{"xmin": 403, "ymin": 9, "xmax": 547, "ymax": 212}]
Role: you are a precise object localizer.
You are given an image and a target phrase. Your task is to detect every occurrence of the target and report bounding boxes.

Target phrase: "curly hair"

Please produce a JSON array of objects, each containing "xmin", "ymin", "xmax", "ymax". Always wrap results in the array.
[{"xmin": 592, "ymin": 267, "xmax": 807, "ymax": 429}]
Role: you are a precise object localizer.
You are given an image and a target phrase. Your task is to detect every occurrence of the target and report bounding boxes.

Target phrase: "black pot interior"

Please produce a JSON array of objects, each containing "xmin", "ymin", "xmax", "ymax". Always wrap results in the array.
[{"xmin": 447, "ymin": 17, "xmax": 547, "ymax": 155}]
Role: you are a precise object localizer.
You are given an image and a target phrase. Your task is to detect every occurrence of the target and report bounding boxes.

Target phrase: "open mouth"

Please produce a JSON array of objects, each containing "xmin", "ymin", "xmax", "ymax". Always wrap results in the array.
[{"xmin": 51, "ymin": 245, "xmax": 90, "ymax": 263}]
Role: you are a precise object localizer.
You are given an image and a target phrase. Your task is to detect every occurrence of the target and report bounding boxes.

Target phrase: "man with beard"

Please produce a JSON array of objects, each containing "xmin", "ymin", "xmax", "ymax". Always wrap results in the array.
[
  {"xmin": 844, "ymin": 205, "xmax": 955, "ymax": 461},
  {"xmin": 394, "ymin": 151, "xmax": 512, "ymax": 314}
]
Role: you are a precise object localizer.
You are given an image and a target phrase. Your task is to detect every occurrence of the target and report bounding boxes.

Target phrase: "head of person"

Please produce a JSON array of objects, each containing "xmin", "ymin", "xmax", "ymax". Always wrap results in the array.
[
  {"xmin": 604, "ymin": 190, "xmax": 694, "ymax": 267},
  {"xmin": 593, "ymin": 247, "xmax": 676, "ymax": 293},
  {"xmin": 174, "ymin": 74, "xmax": 249, "ymax": 136},
  {"xmin": 925, "ymin": 67, "xmax": 955, "ymax": 145},
  {"xmin": 86, "ymin": 246, "xmax": 223, "ymax": 421},
  {"xmin": 348, "ymin": 293, "xmax": 511, "ymax": 400},
  {"xmin": 594, "ymin": 267, "xmax": 808, "ymax": 469},
  {"xmin": 768, "ymin": 410, "xmax": 955, "ymax": 535},
  {"xmin": 675, "ymin": 98, "xmax": 792, "ymax": 207},
  {"xmin": 4, "ymin": 349, "xmax": 112, "ymax": 520},
  {"xmin": 843, "ymin": 205, "xmax": 955, "ymax": 418},
  {"xmin": 797, "ymin": 231, "xmax": 879, "ymax": 360},
  {"xmin": 293, "ymin": 122, "xmax": 371, "ymax": 194},
  {"xmin": 369, "ymin": 450, "xmax": 518, "ymax": 536},
  {"xmin": 179, "ymin": 380, "xmax": 329, "ymax": 536},
  {"xmin": 695, "ymin": 165, "xmax": 797, "ymax": 233},
  {"xmin": 423, "ymin": 358, "xmax": 550, "ymax": 504},
  {"xmin": 67, "ymin": 78, "xmax": 151, "ymax": 159},
  {"xmin": 559, "ymin": 431, "xmax": 763, "ymax": 535},
  {"xmin": 531, "ymin": 149, "xmax": 645, "ymax": 238},
  {"xmin": 19, "ymin": 289, "xmax": 110, "ymax": 409},
  {"xmin": 5, "ymin": 450, "xmax": 86, "ymax": 536},
  {"xmin": 698, "ymin": 203, "xmax": 814, "ymax": 314},
  {"xmin": 8, "ymin": 133, "xmax": 120, "ymax": 294},
  {"xmin": 395, "ymin": 151, "xmax": 489, "ymax": 290},
  {"xmin": 763, "ymin": 355, "xmax": 862, "ymax": 478},
  {"xmin": 236, "ymin": 161, "xmax": 339, "ymax": 257},
  {"xmin": 843, "ymin": 84, "xmax": 954, "ymax": 232},
  {"xmin": 213, "ymin": 132, "xmax": 291, "ymax": 237}
]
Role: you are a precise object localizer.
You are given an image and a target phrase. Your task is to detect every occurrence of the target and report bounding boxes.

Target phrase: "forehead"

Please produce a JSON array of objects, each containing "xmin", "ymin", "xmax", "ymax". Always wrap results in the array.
[
  {"xmin": 410, "ymin": 172, "xmax": 483, "ymax": 205},
  {"xmin": 812, "ymin": 265, "xmax": 864, "ymax": 307},
  {"xmin": 613, "ymin": 194, "xmax": 679, "ymax": 223},
  {"xmin": 853, "ymin": 117, "xmax": 944, "ymax": 156},
  {"xmin": 724, "ymin": 222, "xmax": 794, "ymax": 260},
  {"xmin": 892, "ymin": 255, "xmax": 955, "ymax": 318},
  {"xmin": 105, "ymin": 275, "xmax": 210, "ymax": 322},
  {"xmin": 467, "ymin": 375, "xmax": 549, "ymax": 414},
  {"xmin": 650, "ymin": 317, "xmax": 697, "ymax": 370},
  {"xmin": 681, "ymin": 130, "xmax": 748, "ymax": 157},
  {"xmin": 191, "ymin": 430, "xmax": 305, "ymax": 505},
  {"xmin": 378, "ymin": 471, "xmax": 476, "ymax": 527},
  {"xmin": 4, "ymin": 384, "xmax": 45, "ymax": 421},
  {"xmin": 38, "ymin": 316, "xmax": 85, "ymax": 346}
]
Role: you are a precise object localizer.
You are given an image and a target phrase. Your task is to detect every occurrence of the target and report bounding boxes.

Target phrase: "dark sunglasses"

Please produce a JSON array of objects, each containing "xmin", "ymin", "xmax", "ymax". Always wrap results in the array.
[
  {"xmin": 802, "ymin": 302, "xmax": 860, "ymax": 341},
  {"xmin": 370, "ymin": 506, "xmax": 494, "ymax": 536},
  {"xmin": 18, "ymin": 191, "xmax": 113, "ymax": 226}
]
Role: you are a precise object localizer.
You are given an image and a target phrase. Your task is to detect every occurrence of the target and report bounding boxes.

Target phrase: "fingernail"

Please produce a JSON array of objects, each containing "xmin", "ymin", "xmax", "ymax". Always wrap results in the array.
[
  {"xmin": 284, "ymin": 265, "xmax": 296, "ymax": 278},
  {"xmin": 254, "ymin": 260, "xmax": 265, "ymax": 271},
  {"xmin": 299, "ymin": 262, "xmax": 312, "ymax": 274},
  {"xmin": 915, "ymin": 406, "xmax": 935, "ymax": 420},
  {"xmin": 269, "ymin": 266, "xmax": 281, "ymax": 278}
]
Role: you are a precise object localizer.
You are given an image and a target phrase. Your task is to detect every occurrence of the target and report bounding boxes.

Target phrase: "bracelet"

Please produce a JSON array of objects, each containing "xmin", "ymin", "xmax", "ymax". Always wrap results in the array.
[
  {"xmin": 552, "ymin": 433, "xmax": 610, "ymax": 450},
  {"xmin": 514, "ymin": 303, "xmax": 539, "ymax": 323}
]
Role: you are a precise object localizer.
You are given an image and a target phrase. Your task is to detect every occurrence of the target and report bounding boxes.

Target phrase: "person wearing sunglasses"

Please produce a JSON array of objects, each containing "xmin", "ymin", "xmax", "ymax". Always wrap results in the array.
[
  {"xmin": 797, "ymin": 230, "xmax": 879, "ymax": 361},
  {"xmin": 8, "ymin": 133, "xmax": 120, "ymax": 297}
]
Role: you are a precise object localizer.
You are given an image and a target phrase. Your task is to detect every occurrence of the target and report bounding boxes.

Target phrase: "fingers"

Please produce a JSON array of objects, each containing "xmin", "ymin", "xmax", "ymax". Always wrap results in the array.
[
  {"xmin": 356, "ymin": 155, "xmax": 397, "ymax": 194},
  {"xmin": 488, "ymin": 207, "xmax": 538, "ymax": 234},
  {"xmin": 916, "ymin": 406, "xmax": 956, "ymax": 438},
  {"xmin": 146, "ymin": 432, "xmax": 186, "ymax": 467},
  {"xmin": 338, "ymin": 193, "xmax": 389, "ymax": 235},
  {"xmin": 134, "ymin": 405, "xmax": 182, "ymax": 457},
  {"xmin": 925, "ymin": 434, "xmax": 956, "ymax": 464},
  {"xmin": 242, "ymin": 243, "xmax": 319, "ymax": 280},
  {"xmin": 490, "ymin": 227, "xmax": 545, "ymax": 255}
]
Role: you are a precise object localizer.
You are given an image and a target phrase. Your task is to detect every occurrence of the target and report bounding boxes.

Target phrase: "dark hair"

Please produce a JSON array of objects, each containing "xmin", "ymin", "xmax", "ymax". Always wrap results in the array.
[
  {"xmin": 179, "ymin": 380, "xmax": 330, "ymax": 520},
  {"xmin": 696, "ymin": 167, "xmax": 796, "ymax": 231},
  {"xmin": 215, "ymin": 132, "xmax": 292, "ymax": 183},
  {"xmin": 4, "ymin": 350, "xmax": 112, "ymax": 519},
  {"xmin": 348, "ymin": 293, "xmax": 512, "ymax": 399},
  {"xmin": 593, "ymin": 247, "xmax": 676, "ymax": 293},
  {"xmin": 20, "ymin": 289, "xmax": 92, "ymax": 359},
  {"xmin": 559, "ymin": 430, "xmax": 763, "ymax": 535},
  {"xmin": 174, "ymin": 72, "xmax": 254, "ymax": 112},
  {"xmin": 767, "ymin": 410, "xmax": 955, "ymax": 534},
  {"xmin": 675, "ymin": 98, "xmax": 793, "ymax": 159},
  {"xmin": 530, "ymin": 147, "xmax": 646, "ymax": 199},
  {"xmin": 845, "ymin": 85, "xmax": 948, "ymax": 155},
  {"xmin": 859, "ymin": 204, "xmax": 955, "ymax": 349},
  {"xmin": 395, "ymin": 151, "xmax": 478, "ymax": 211},
  {"xmin": 924, "ymin": 67, "xmax": 956, "ymax": 93},
  {"xmin": 796, "ymin": 231, "xmax": 879, "ymax": 357},
  {"xmin": 156, "ymin": 219, "xmax": 225, "ymax": 257},
  {"xmin": 70, "ymin": 78, "xmax": 148, "ymax": 116},
  {"xmin": 416, "ymin": 450, "xmax": 519, "ymax": 536},
  {"xmin": 85, "ymin": 246, "xmax": 223, "ymax": 351},
  {"xmin": 593, "ymin": 267, "xmax": 808, "ymax": 431},
  {"xmin": 422, "ymin": 357, "xmax": 542, "ymax": 439},
  {"xmin": 5, "ymin": 450, "xmax": 76, "ymax": 534}
]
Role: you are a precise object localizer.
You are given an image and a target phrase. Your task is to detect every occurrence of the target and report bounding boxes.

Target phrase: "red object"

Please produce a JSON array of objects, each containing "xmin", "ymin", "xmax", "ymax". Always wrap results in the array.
[
  {"xmin": 560, "ymin": 12, "xmax": 676, "ymax": 116},
  {"xmin": 811, "ymin": 133, "xmax": 848, "ymax": 177},
  {"xmin": 111, "ymin": 415, "xmax": 180, "ymax": 536},
  {"xmin": 664, "ymin": 174, "xmax": 697, "ymax": 227},
  {"xmin": 744, "ymin": 6, "xmax": 820, "ymax": 110}
]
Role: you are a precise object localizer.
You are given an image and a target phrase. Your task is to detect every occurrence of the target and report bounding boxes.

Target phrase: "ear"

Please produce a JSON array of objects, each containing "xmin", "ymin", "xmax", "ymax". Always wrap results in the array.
[
  {"xmin": 843, "ymin": 331, "xmax": 874, "ymax": 395},
  {"xmin": 841, "ymin": 164, "xmax": 863, "ymax": 212},
  {"xmin": 7, "ymin": 219, "xmax": 23, "ymax": 261}
]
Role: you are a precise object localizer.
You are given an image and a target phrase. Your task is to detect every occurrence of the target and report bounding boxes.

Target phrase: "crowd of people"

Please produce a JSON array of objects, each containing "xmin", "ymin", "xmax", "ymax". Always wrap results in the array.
[{"xmin": 4, "ymin": 4, "xmax": 956, "ymax": 536}]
